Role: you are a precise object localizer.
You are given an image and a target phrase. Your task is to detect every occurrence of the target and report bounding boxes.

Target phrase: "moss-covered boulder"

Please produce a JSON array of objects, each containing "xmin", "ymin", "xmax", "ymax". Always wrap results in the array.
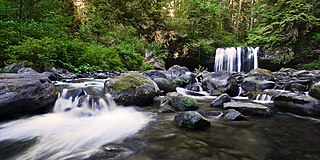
[
  {"xmin": 241, "ymin": 77, "xmax": 275, "ymax": 92},
  {"xmin": 153, "ymin": 78, "xmax": 176, "ymax": 94},
  {"xmin": 174, "ymin": 111, "xmax": 211, "ymax": 130},
  {"xmin": 104, "ymin": 72, "xmax": 159, "ymax": 106},
  {"xmin": 309, "ymin": 82, "xmax": 320, "ymax": 100},
  {"xmin": 167, "ymin": 92, "xmax": 198, "ymax": 111},
  {"xmin": 249, "ymin": 68, "xmax": 275, "ymax": 81}
]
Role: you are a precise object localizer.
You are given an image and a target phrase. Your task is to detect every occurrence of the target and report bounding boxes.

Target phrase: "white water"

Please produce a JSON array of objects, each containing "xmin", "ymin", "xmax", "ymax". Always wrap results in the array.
[
  {"xmin": 176, "ymin": 87, "xmax": 217, "ymax": 100},
  {"xmin": 0, "ymin": 89, "xmax": 151, "ymax": 159},
  {"xmin": 253, "ymin": 93, "xmax": 273, "ymax": 104},
  {"xmin": 214, "ymin": 47, "xmax": 259, "ymax": 72}
]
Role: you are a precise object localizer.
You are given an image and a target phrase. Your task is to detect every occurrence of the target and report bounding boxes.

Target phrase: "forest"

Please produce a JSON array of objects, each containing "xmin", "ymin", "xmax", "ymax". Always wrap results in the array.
[{"xmin": 0, "ymin": 0, "xmax": 319, "ymax": 72}]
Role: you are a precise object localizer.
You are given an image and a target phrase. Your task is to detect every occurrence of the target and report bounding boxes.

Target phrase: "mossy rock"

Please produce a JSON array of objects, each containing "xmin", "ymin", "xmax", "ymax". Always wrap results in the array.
[
  {"xmin": 309, "ymin": 82, "xmax": 320, "ymax": 100},
  {"xmin": 249, "ymin": 68, "xmax": 274, "ymax": 81},
  {"xmin": 105, "ymin": 72, "xmax": 159, "ymax": 106},
  {"xmin": 174, "ymin": 111, "xmax": 211, "ymax": 130},
  {"xmin": 167, "ymin": 92, "xmax": 198, "ymax": 111}
]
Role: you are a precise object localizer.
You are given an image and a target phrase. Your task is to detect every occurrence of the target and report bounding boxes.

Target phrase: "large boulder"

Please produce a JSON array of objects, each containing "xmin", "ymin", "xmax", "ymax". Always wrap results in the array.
[
  {"xmin": 153, "ymin": 78, "xmax": 176, "ymax": 94},
  {"xmin": 167, "ymin": 92, "xmax": 198, "ymax": 111},
  {"xmin": 241, "ymin": 77, "xmax": 275, "ymax": 92},
  {"xmin": 309, "ymin": 82, "xmax": 320, "ymax": 100},
  {"xmin": 144, "ymin": 70, "xmax": 167, "ymax": 80},
  {"xmin": 223, "ymin": 101, "xmax": 273, "ymax": 117},
  {"xmin": 166, "ymin": 65, "xmax": 194, "ymax": 87},
  {"xmin": 248, "ymin": 68, "xmax": 275, "ymax": 81},
  {"xmin": 17, "ymin": 67, "xmax": 39, "ymax": 74},
  {"xmin": 0, "ymin": 73, "xmax": 58, "ymax": 118},
  {"xmin": 104, "ymin": 72, "xmax": 159, "ymax": 106},
  {"xmin": 202, "ymin": 71, "xmax": 239, "ymax": 97},
  {"xmin": 174, "ymin": 111, "xmax": 211, "ymax": 130},
  {"xmin": 274, "ymin": 93, "xmax": 320, "ymax": 118},
  {"xmin": 3, "ymin": 63, "xmax": 24, "ymax": 73}
]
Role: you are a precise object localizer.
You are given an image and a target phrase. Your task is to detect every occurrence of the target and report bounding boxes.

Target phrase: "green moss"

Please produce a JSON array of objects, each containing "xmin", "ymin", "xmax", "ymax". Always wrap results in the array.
[
  {"xmin": 110, "ymin": 73, "xmax": 154, "ymax": 91},
  {"xmin": 250, "ymin": 68, "xmax": 273, "ymax": 77},
  {"xmin": 183, "ymin": 97, "xmax": 197, "ymax": 107}
]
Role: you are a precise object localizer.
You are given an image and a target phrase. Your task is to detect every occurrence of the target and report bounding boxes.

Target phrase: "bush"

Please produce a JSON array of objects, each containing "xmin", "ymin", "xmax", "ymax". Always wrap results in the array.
[{"xmin": 303, "ymin": 59, "xmax": 320, "ymax": 70}]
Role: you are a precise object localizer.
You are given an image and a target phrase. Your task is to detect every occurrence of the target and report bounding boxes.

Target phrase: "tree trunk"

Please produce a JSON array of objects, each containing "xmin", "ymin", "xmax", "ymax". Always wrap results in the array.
[
  {"xmin": 236, "ymin": 0, "xmax": 243, "ymax": 40},
  {"xmin": 249, "ymin": 0, "xmax": 255, "ymax": 30}
]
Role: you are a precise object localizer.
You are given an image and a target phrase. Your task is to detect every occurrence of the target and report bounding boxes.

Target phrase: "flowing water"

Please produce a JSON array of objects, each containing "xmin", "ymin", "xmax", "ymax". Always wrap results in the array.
[{"xmin": 0, "ymin": 79, "xmax": 320, "ymax": 160}]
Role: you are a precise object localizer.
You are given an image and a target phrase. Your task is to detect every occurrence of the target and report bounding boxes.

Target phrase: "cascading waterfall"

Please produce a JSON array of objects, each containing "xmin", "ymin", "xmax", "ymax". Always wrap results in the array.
[
  {"xmin": 214, "ymin": 47, "xmax": 259, "ymax": 73},
  {"xmin": 0, "ymin": 89, "xmax": 151, "ymax": 160}
]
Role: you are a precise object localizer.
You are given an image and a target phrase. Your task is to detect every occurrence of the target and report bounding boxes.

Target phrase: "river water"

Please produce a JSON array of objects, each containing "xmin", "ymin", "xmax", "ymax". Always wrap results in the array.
[{"xmin": 0, "ymin": 79, "xmax": 319, "ymax": 160}]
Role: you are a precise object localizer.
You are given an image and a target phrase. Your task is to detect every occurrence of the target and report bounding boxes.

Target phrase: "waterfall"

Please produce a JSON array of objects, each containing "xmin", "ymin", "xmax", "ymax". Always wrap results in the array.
[
  {"xmin": 0, "ymin": 89, "xmax": 151, "ymax": 160},
  {"xmin": 214, "ymin": 47, "xmax": 259, "ymax": 72},
  {"xmin": 254, "ymin": 93, "xmax": 273, "ymax": 103}
]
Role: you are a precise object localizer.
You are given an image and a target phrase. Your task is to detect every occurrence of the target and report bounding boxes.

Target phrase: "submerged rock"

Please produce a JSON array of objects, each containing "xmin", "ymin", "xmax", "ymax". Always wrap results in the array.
[
  {"xmin": 174, "ymin": 111, "xmax": 211, "ymax": 130},
  {"xmin": 104, "ymin": 72, "xmax": 159, "ymax": 106},
  {"xmin": 309, "ymin": 82, "xmax": 320, "ymax": 100},
  {"xmin": 210, "ymin": 93, "xmax": 231, "ymax": 108},
  {"xmin": 223, "ymin": 101, "xmax": 273, "ymax": 117},
  {"xmin": 0, "ymin": 73, "xmax": 58, "ymax": 118},
  {"xmin": 274, "ymin": 93, "xmax": 320, "ymax": 118}
]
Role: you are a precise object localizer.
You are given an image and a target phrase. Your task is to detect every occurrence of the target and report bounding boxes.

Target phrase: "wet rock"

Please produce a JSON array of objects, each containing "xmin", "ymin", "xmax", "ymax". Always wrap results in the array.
[
  {"xmin": 3, "ymin": 63, "xmax": 24, "ymax": 73},
  {"xmin": 197, "ymin": 110, "xmax": 223, "ymax": 119},
  {"xmin": 309, "ymin": 82, "xmax": 320, "ymax": 100},
  {"xmin": 248, "ymin": 68, "xmax": 275, "ymax": 81},
  {"xmin": 51, "ymin": 68, "xmax": 78, "ymax": 79},
  {"xmin": 210, "ymin": 93, "xmax": 231, "ymax": 108},
  {"xmin": 174, "ymin": 111, "xmax": 211, "ymax": 130},
  {"xmin": 0, "ymin": 73, "xmax": 58, "ymax": 118},
  {"xmin": 223, "ymin": 101, "xmax": 273, "ymax": 117},
  {"xmin": 224, "ymin": 109, "xmax": 246, "ymax": 121},
  {"xmin": 202, "ymin": 71, "xmax": 239, "ymax": 97},
  {"xmin": 167, "ymin": 92, "xmax": 198, "ymax": 111},
  {"xmin": 104, "ymin": 72, "xmax": 159, "ymax": 106},
  {"xmin": 166, "ymin": 65, "xmax": 194, "ymax": 86},
  {"xmin": 241, "ymin": 77, "xmax": 275, "ymax": 92},
  {"xmin": 284, "ymin": 82, "xmax": 306, "ymax": 92},
  {"xmin": 153, "ymin": 96, "xmax": 175, "ymax": 113},
  {"xmin": 153, "ymin": 78, "xmax": 176, "ymax": 94},
  {"xmin": 274, "ymin": 93, "xmax": 320, "ymax": 118},
  {"xmin": 145, "ymin": 70, "xmax": 167, "ymax": 80},
  {"xmin": 186, "ymin": 84, "xmax": 202, "ymax": 92},
  {"xmin": 17, "ymin": 67, "xmax": 39, "ymax": 74},
  {"xmin": 279, "ymin": 68, "xmax": 297, "ymax": 72},
  {"xmin": 42, "ymin": 71, "xmax": 58, "ymax": 81}
]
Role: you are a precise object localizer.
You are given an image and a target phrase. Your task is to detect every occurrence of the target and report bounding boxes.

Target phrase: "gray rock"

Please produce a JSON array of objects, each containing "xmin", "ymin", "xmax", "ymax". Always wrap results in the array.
[
  {"xmin": 104, "ymin": 72, "xmax": 159, "ymax": 106},
  {"xmin": 3, "ymin": 63, "xmax": 24, "ymax": 73},
  {"xmin": 0, "ymin": 73, "xmax": 58, "ymax": 118},
  {"xmin": 274, "ymin": 93, "xmax": 320, "ymax": 118},
  {"xmin": 153, "ymin": 78, "xmax": 176, "ymax": 94},
  {"xmin": 17, "ymin": 67, "xmax": 39, "ymax": 74},
  {"xmin": 223, "ymin": 101, "xmax": 273, "ymax": 117},
  {"xmin": 241, "ymin": 77, "xmax": 275, "ymax": 92},
  {"xmin": 174, "ymin": 111, "xmax": 211, "ymax": 130},
  {"xmin": 248, "ymin": 68, "xmax": 275, "ymax": 81},
  {"xmin": 309, "ymin": 82, "xmax": 320, "ymax": 100},
  {"xmin": 145, "ymin": 70, "xmax": 167, "ymax": 80},
  {"xmin": 210, "ymin": 93, "xmax": 231, "ymax": 108},
  {"xmin": 166, "ymin": 65, "xmax": 194, "ymax": 86},
  {"xmin": 224, "ymin": 109, "xmax": 246, "ymax": 121},
  {"xmin": 167, "ymin": 92, "xmax": 198, "ymax": 111},
  {"xmin": 153, "ymin": 96, "xmax": 175, "ymax": 113},
  {"xmin": 284, "ymin": 82, "xmax": 306, "ymax": 92}
]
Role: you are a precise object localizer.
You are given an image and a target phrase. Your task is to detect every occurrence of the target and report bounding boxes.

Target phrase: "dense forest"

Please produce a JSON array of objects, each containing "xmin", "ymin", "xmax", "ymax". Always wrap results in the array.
[{"xmin": 0, "ymin": 0, "xmax": 319, "ymax": 72}]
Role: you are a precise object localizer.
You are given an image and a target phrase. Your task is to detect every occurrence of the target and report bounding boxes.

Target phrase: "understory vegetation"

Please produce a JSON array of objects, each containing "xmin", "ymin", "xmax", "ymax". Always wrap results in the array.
[{"xmin": 0, "ymin": 0, "xmax": 319, "ymax": 71}]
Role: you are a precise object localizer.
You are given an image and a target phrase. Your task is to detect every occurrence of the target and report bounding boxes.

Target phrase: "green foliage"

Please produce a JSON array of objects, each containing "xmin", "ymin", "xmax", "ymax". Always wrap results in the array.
[{"xmin": 303, "ymin": 59, "xmax": 320, "ymax": 70}]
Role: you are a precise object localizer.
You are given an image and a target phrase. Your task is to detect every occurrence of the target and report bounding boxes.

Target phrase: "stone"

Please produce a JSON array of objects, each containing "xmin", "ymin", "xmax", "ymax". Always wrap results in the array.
[
  {"xmin": 284, "ymin": 82, "xmax": 306, "ymax": 92},
  {"xmin": 202, "ymin": 71, "xmax": 239, "ymax": 97},
  {"xmin": 153, "ymin": 96, "xmax": 175, "ymax": 113},
  {"xmin": 309, "ymin": 82, "xmax": 320, "ymax": 100},
  {"xmin": 153, "ymin": 78, "xmax": 176, "ymax": 94},
  {"xmin": 223, "ymin": 101, "xmax": 273, "ymax": 117},
  {"xmin": 224, "ymin": 109, "xmax": 246, "ymax": 121},
  {"xmin": 0, "ymin": 73, "xmax": 58, "ymax": 118},
  {"xmin": 274, "ymin": 93, "xmax": 320, "ymax": 118},
  {"xmin": 241, "ymin": 77, "xmax": 275, "ymax": 92},
  {"xmin": 210, "ymin": 93, "xmax": 231, "ymax": 108},
  {"xmin": 3, "ymin": 63, "xmax": 24, "ymax": 73},
  {"xmin": 174, "ymin": 111, "xmax": 211, "ymax": 130},
  {"xmin": 104, "ymin": 72, "xmax": 159, "ymax": 106},
  {"xmin": 17, "ymin": 67, "xmax": 39, "ymax": 74},
  {"xmin": 248, "ymin": 68, "xmax": 275, "ymax": 81},
  {"xmin": 167, "ymin": 92, "xmax": 198, "ymax": 111},
  {"xmin": 145, "ymin": 70, "xmax": 167, "ymax": 80},
  {"xmin": 279, "ymin": 68, "xmax": 297, "ymax": 72}
]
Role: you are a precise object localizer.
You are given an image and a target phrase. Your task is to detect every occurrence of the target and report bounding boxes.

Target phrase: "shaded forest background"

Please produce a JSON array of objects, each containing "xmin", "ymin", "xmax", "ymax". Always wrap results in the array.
[{"xmin": 0, "ymin": 0, "xmax": 319, "ymax": 72}]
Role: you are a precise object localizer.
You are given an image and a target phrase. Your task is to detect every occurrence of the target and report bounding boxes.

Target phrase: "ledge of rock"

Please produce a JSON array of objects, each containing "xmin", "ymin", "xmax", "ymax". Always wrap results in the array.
[
  {"xmin": 223, "ymin": 101, "xmax": 273, "ymax": 117},
  {"xmin": 0, "ymin": 73, "xmax": 58, "ymax": 119}
]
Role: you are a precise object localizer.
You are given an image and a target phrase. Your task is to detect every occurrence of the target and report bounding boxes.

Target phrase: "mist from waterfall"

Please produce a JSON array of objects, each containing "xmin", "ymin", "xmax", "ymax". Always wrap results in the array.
[{"xmin": 214, "ymin": 47, "xmax": 259, "ymax": 73}]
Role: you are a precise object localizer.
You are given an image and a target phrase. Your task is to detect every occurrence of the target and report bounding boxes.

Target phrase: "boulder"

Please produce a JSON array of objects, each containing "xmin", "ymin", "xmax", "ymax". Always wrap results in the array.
[
  {"xmin": 0, "ymin": 73, "xmax": 58, "ymax": 118},
  {"xmin": 174, "ymin": 111, "xmax": 211, "ymax": 130},
  {"xmin": 223, "ymin": 101, "xmax": 273, "ymax": 117},
  {"xmin": 153, "ymin": 78, "xmax": 176, "ymax": 94},
  {"xmin": 166, "ymin": 65, "xmax": 194, "ymax": 86},
  {"xmin": 241, "ymin": 77, "xmax": 275, "ymax": 92},
  {"xmin": 167, "ymin": 92, "xmax": 198, "ymax": 111},
  {"xmin": 248, "ymin": 68, "xmax": 275, "ymax": 81},
  {"xmin": 224, "ymin": 109, "xmax": 246, "ymax": 121},
  {"xmin": 104, "ymin": 72, "xmax": 159, "ymax": 106},
  {"xmin": 153, "ymin": 96, "xmax": 175, "ymax": 113},
  {"xmin": 202, "ymin": 71, "xmax": 239, "ymax": 97},
  {"xmin": 3, "ymin": 63, "xmax": 24, "ymax": 73},
  {"xmin": 274, "ymin": 93, "xmax": 320, "ymax": 118},
  {"xmin": 279, "ymin": 68, "xmax": 297, "ymax": 72},
  {"xmin": 17, "ymin": 67, "xmax": 39, "ymax": 74},
  {"xmin": 145, "ymin": 70, "xmax": 167, "ymax": 80},
  {"xmin": 210, "ymin": 93, "xmax": 231, "ymax": 108},
  {"xmin": 284, "ymin": 82, "xmax": 306, "ymax": 92},
  {"xmin": 50, "ymin": 68, "xmax": 78, "ymax": 79},
  {"xmin": 309, "ymin": 82, "xmax": 320, "ymax": 100}
]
